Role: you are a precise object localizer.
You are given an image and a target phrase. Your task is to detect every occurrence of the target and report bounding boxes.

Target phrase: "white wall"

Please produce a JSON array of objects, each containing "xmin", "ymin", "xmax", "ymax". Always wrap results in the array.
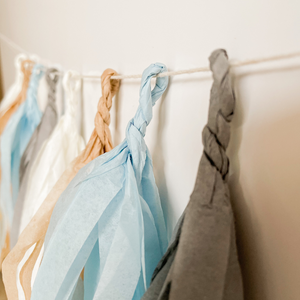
[{"xmin": 1, "ymin": 0, "xmax": 300, "ymax": 299}]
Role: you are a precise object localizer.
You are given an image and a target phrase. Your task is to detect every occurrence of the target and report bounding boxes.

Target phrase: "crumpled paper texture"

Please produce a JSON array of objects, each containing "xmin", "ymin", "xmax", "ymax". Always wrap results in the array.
[
  {"xmin": 11, "ymin": 68, "xmax": 60, "ymax": 247},
  {"xmin": 142, "ymin": 49, "xmax": 244, "ymax": 300},
  {"xmin": 30, "ymin": 63, "xmax": 168, "ymax": 300},
  {"xmin": 0, "ymin": 62, "xmax": 40, "ymax": 267},
  {"xmin": 2, "ymin": 69, "xmax": 119, "ymax": 300}
]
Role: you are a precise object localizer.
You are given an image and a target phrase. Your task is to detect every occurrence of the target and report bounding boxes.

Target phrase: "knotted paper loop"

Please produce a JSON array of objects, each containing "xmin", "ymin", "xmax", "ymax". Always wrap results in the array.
[
  {"xmin": 79, "ymin": 69, "xmax": 120, "ymax": 167},
  {"xmin": 132, "ymin": 63, "xmax": 168, "ymax": 136},
  {"xmin": 0, "ymin": 55, "xmax": 28, "ymax": 118},
  {"xmin": 26, "ymin": 64, "xmax": 44, "ymax": 112},
  {"xmin": 0, "ymin": 59, "xmax": 33, "ymax": 139},
  {"xmin": 126, "ymin": 63, "xmax": 168, "ymax": 181},
  {"xmin": 46, "ymin": 68, "xmax": 59, "ymax": 93},
  {"xmin": 14, "ymin": 54, "xmax": 28, "ymax": 71},
  {"xmin": 62, "ymin": 70, "xmax": 81, "ymax": 118},
  {"xmin": 20, "ymin": 60, "xmax": 35, "ymax": 75},
  {"xmin": 45, "ymin": 68, "xmax": 59, "ymax": 108},
  {"xmin": 202, "ymin": 49, "xmax": 234, "ymax": 179}
]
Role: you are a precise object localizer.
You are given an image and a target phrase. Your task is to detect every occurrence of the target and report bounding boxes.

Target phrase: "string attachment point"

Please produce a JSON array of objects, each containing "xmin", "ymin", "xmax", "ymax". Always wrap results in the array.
[{"xmin": 1, "ymin": 32, "xmax": 300, "ymax": 81}]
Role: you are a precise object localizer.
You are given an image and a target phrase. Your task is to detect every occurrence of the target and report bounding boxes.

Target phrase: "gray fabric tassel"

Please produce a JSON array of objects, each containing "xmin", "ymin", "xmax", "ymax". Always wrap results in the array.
[
  {"xmin": 11, "ymin": 69, "xmax": 59, "ymax": 247},
  {"xmin": 142, "ymin": 49, "xmax": 244, "ymax": 300}
]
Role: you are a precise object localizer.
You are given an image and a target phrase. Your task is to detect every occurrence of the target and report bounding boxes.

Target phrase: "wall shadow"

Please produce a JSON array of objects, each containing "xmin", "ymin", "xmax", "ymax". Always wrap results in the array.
[
  {"xmin": 152, "ymin": 77, "xmax": 174, "ymax": 239},
  {"xmin": 228, "ymin": 64, "xmax": 300, "ymax": 300},
  {"xmin": 227, "ymin": 73, "xmax": 268, "ymax": 300},
  {"xmin": 151, "ymin": 73, "xmax": 215, "ymax": 239}
]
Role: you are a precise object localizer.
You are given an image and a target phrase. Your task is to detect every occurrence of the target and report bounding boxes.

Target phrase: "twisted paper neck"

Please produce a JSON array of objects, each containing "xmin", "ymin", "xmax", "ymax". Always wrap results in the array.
[
  {"xmin": 202, "ymin": 49, "xmax": 234, "ymax": 179},
  {"xmin": 94, "ymin": 69, "xmax": 120, "ymax": 154},
  {"xmin": 74, "ymin": 69, "xmax": 120, "ymax": 170},
  {"xmin": 20, "ymin": 60, "xmax": 34, "ymax": 102},
  {"xmin": 46, "ymin": 68, "xmax": 59, "ymax": 106},
  {"xmin": 63, "ymin": 70, "xmax": 81, "ymax": 118}
]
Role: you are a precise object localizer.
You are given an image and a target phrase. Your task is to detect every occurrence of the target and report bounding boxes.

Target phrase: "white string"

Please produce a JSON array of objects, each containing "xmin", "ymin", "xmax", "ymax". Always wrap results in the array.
[
  {"xmin": 0, "ymin": 33, "xmax": 53, "ymax": 67},
  {"xmin": 0, "ymin": 32, "xmax": 31, "ymax": 55},
  {"xmin": 1, "ymin": 32, "xmax": 300, "ymax": 81},
  {"xmin": 110, "ymin": 51, "xmax": 300, "ymax": 79}
]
